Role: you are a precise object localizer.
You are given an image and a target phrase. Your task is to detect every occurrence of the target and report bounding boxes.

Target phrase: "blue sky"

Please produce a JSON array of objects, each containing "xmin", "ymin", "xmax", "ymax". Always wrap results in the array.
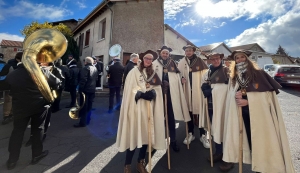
[{"xmin": 1, "ymin": 0, "xmax": 300, "ymax": 56}]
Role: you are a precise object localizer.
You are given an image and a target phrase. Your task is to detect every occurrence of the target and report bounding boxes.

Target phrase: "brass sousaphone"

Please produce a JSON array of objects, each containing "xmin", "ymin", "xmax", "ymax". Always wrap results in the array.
[
  {"xmin": 22, "ymin": 28, "xmax": 68, "ymax": 103},
  {"xmin": 69, "ymin": 92, "xmax": 86, "ymax": 119}
]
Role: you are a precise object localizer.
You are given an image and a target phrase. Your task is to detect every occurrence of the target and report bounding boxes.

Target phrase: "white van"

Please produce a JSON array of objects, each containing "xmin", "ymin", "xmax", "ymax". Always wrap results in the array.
[{"xmin": 256, "ymin": 57, "xmax": 274, "ymax": 69}]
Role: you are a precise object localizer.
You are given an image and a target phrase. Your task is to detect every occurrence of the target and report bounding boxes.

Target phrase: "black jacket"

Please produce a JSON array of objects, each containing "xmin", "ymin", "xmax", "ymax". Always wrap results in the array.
[
  {"xmin": 95, "ymin": 61, "xmax": 103, "ymax": 75},
  {"xmin": 123, "ymin": 61, "xmax": 136, "ymax": 86},
  {"xmin": 108, "ymin": 61, "xmax": 124, "ymax": 87},
  {"xmin": 56, "ymin": 65, "xmax": 70, "ymax": 88},
  {"xmin": 7, "ymin": 59, "xmax": 18, "ymax": 70},
  {"xmin": 6, "ymin": 64, "xmax": 60, "ymax": 117},
  {"xmin": 69, "ymin": 65, "xmax": 80, "ymax": 86},
  {"xmin": 0, "ymin": 59, "xmax": 11, "ymax": 91},
  {"xmin": 78, "ymin": 63, "xmax": 98, "ymax": 93}
]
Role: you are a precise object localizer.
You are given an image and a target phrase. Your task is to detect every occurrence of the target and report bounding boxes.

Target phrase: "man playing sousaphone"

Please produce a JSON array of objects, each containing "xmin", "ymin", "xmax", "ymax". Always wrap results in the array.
[
  {"xmin": 177, "ymin": 45, "xmax": 209, "ymax": 147},
  {"xmin": 116, "ymin": 50, "xmax": 165, "ymax": 173},
  {"xmin": 152, "ymin": 46, "xmax": 190, "ymax": 152}
]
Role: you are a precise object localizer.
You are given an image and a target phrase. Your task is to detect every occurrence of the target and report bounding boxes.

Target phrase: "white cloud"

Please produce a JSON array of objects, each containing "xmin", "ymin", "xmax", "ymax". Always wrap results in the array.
[
  {"xmin": 164, "ymin": 0, "xmax": 197, "ymax": 20},
  {"xmin": 195, "ymin": 0, "xmax": 294, "ymax": 20},
  {"xmin": 226, "ymin": 10, "xmax": 300, "ymax": 57},
  {"xmin": 174, "ymin": 18, "xmax": 196, "ymax": 29},
  {"xmin": 0, "ymin": 33, "xmax": 24, "ymax": 42},
  {"xmin": 0, "ymin": 1, "xmax": 73, "ymax": 21},
  {"xmin": 76, "ymin": 1, "xmax": 87, "ymax": 9}
]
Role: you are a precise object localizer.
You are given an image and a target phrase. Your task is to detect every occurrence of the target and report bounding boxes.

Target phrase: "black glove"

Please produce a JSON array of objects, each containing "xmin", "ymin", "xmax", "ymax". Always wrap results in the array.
[
  {"xmin": 162, "ymin": 80, "xmax": 169, "ymax": 94},
  {"xmin": 141, "ymin": 89, "xmax": 156, "ymax": 101},
  {"xmin": 201, "ymin": 83, "xmax": 212, "ymax": 98},
  {"xmin": 135, "ymin": 91, "xmax": 142, "ymax": 103}
]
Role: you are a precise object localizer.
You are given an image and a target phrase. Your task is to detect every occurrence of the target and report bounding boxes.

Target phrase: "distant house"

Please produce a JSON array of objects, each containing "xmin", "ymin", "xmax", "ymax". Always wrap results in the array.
[
  {"xmin": 199, "ymin": 42, "xmax": 232, "ymax": 57},
  {"xmin": 164, "ymin": 24, "xmax": 201, "ymax": 61},
  {"xmin": 51, "ymin": 19, "xmax": 78, "ymax": 31},
  {"xmin": 229, "ymin": 43, "xmax": 273, "ymax": 69},
  {"xmin": 72, "ymin": 0, "xmax": 164, "ymax": 68},
  {"xmin": 0, "ymin": 40, "xmax": 23, "ymax": 62},
  {"xmin": 271, "ymin": 54, "xmax": 300, "ymax": 65}
]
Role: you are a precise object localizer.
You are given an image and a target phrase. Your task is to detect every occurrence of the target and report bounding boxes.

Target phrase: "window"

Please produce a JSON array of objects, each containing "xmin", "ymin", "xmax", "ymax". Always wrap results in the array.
[
  {"xmin": 258, "ymin": 56, "xmax": 262, "ymax": 58},
  {"xmin": 251, "ymin": 56, "xmax": 256, "ymax": 60},
  {"xmin": 85, "ymin": 29, "xmax": 90, "ymax": 46},
  {"xmin": 98, "ymin": 19, "xmax": 106, "ymax": 40},
  {"xmin": 79, "ymin": 33, "xmax": 84, "ymax": 56}
]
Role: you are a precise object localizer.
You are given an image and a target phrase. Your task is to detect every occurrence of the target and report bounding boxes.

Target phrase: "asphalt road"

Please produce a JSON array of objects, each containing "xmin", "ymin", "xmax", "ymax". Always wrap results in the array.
[{"xmin": 0, "ymin": 87, "xmax": 299, "ymax": 173}]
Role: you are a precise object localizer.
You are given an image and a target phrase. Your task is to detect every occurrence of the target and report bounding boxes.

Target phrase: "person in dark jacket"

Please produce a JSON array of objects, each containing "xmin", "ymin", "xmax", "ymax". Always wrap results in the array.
[
  {"xmin": 0, "ymin": 53, "xmax": 14, "ymax": 125},
  {"xmin": 93, "ymin": 56, "xmax": 103, "ymax": 88},
  {"xmin": 52, "ymin": 59, "xmax": 69, "ymax": 112},
  {"xmin": 74, "ymin": 57, "xmax": 98, "ymax": 127},
  {"xmin": 107, "ymin": 57, "xmax": 124, "ymax": 113},
  {"xmin": 66, "ymin": 59, "xmax": 80, "ymax": 108},
  {"xmin": 123, "ymin": 53, "xmax": 139, "ymax": 87},
  {"xmin": 24, "ymin": 61, "xmax": 63, "ymax": 146},
  {"xmin": 6, "ymin": 52, "xmax": 22, "ymax": 70},
  {"xmin": 5, "ymin": 58, "xmax": 61, "ymax": 170}
]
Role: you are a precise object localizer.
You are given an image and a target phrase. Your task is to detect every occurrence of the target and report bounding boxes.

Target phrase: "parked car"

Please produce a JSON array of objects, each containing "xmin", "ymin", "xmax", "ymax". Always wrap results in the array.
[{"xmin": 268, "ymin": 64, "xmax": 300, "ymax": 86}]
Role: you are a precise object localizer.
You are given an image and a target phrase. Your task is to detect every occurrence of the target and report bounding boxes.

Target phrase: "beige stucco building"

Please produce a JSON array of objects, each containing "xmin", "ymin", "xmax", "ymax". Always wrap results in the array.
[
  {"xmin": 0, "ymin": 40, "xmax": 23, "ymax": 62},
  {"xmin": 72, "ymin": 0, "xmax": 164, "ymax": 68}
]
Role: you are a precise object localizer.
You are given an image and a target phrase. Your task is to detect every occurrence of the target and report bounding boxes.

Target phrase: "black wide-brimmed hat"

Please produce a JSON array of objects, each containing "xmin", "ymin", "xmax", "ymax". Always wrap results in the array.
[
  {"xmin": 139, "ymin": 50, "xmax": 158, "ymax": 61},
  {"xmin": 230, "ymin": 50, "xmax": 252, "ymax": 60},
  {"xmin": 157, "ymin": 46, "xmax": 173, "ymax": 53},
  {"xmin": 182, "ymin": 45, "xmax": 197, "ymax": 51},
  {"xmin": 205, "ymin": 52, "xmax": 224, "ymax": 59}
]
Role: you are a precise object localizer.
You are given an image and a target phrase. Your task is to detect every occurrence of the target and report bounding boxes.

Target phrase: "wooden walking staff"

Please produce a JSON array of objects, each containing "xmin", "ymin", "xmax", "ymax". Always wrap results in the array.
[
  {"xmin": 183, "ymin": 83, "xmax": 189, "ymax": 149},
  {"xmin": 164, "ymin": 94, "xmax": 171, "ymax": 170},
  {"xmin": 205, "ymin": 98, "xmax": 213, "ymax": 167},
  {"xmin": 147, "ymin": 101, "xmax": 152, "ymax": 173},
  {"xmin": 238, "ymin": 106, "xmax": 243, "ymax": 173}
]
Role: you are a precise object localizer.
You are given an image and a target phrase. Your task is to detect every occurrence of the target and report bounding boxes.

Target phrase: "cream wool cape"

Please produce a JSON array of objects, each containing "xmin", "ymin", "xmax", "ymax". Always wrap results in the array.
[
  {"xmin": 116, "ymin": 67, "xmax": 166, "ymax": 152},
  {"xmin": 222, "ymin": 80, "xmax": 295, "ymax": 173},
  {"xmin": 152, "ymin": 59, "xmax": 191, "ymax": 122},
  {"xmin": 178, "ymin": 58, "xmax": 208, "ymax": 127},
  {"xmin": 202, "ymin": 71, "xmax": 228, "ymax": 144}
]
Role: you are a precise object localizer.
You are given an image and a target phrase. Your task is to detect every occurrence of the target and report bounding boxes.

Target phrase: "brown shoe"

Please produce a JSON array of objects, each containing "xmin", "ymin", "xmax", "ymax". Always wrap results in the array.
[
  {"xmin": 136, "ymin": 159, "xmax": 148, "ymax": 173},
  {"xmin": 207, "ymin": 153, "xmax": 223, "ymax": 163},
  {"xmin": 219, "ymin": 161, "xmax": 234, "ymax": 172},
  {"xmin": 124, "ymin": 165, "xmax": 131, "ymax": 173}
]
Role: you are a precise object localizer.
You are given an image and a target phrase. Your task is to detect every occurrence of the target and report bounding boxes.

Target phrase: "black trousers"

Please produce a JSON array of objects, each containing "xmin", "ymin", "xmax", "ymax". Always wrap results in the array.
[
  {"xmin": 52, "ymin": 88, "xmax": 63, "ymax": 111},
  {"xmin": 242, "ymin": 107, "xmax": 252, "ymax": 150},
  {"xmin": 164, "ymin": 89, "xmax": 176, "ymax": 142},
  {"xmin": 69, "ymin": 85, "xmax": 77, "ymax": 107},
  {"xmin": 208, "ymin": 105, "xmax": 223, "ymax": 154},
  {"xmin": 187, "ymin": 112, "xmax": 206, "ymax": 136},
  {"xmin": 109, "ymin": 86, "xmax": 121, "ymax": 110},
  {"xmin": 8, "ymin": 107, "xmax": 49, "ymax": 162},
  {"xmin": 96, "ymin": 75, "xmax": 102, "ymax": 87},
  {"xmin": 125, "ymin": 145, "xmax": 148, "ymax": 165},
  {"xmin": 79, "ymin": 92, "xmax": 95, "ymax": 126}
]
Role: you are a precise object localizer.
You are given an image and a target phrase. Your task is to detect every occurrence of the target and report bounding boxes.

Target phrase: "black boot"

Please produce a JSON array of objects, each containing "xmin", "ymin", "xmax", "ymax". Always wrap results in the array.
[{"xmin": 170, "ymin": 140, "xmax": 180, "ymax": 152}]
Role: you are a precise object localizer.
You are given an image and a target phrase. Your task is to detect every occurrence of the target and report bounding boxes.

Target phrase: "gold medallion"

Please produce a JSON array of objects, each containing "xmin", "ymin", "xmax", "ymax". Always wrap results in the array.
[
  {"xmin": 163, "ymin": 68, "xmax": 168, "ymax": 73},
  {"xmin": 196, "ymin": 66, "xmax": 200, "ymax": 70},
  {"xmin": 253, "ymin": 83, "xmax": 259, "ymax": 89},
  {"xmin": 171, "ymin": 67, "xmax": 174, "ymax": 71},
  {"xmin": 152, "ymin": 78, "xmax": 156, "ymax": 84},
  {"xmin": 146, "ymin": 83, "xmax": 150, "ymax": 88},
  {"xmin": 215, "ymin": 76, "xmax": 219, "ymax": 82},
  {"xmin": 241, "ymin": 88, "xmax": 247, "ymax": 96},
  {"xmin": 189, "ymin": 68, "xmax": 192, "ymax": 72}
]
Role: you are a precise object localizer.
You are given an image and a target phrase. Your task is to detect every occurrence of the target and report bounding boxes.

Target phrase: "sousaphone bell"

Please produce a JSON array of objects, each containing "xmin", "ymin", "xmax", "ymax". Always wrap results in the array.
[{"xmin": 69, "ymin": 92, "xmax": 86, "ymax": 119}]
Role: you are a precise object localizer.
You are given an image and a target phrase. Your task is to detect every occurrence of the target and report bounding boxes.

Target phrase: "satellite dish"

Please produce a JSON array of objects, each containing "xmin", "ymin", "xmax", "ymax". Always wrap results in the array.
[{"xmin": 109, "ymin": 44, "xmax": 122, "ymax": 57}]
